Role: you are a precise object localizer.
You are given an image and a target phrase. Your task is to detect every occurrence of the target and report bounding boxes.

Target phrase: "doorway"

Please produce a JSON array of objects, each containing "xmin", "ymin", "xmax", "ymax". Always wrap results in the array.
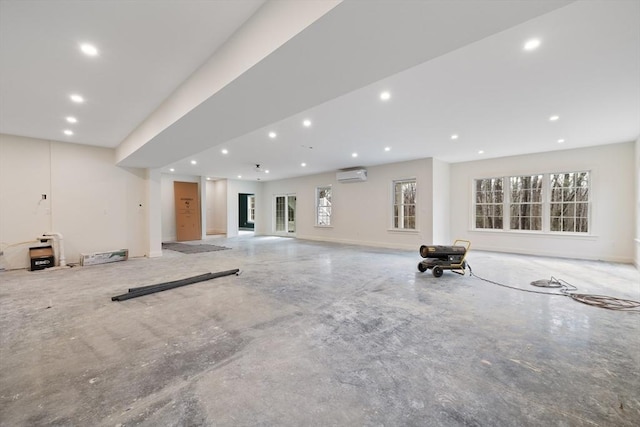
[
  {"xmin": 238, "ymin": 193, "xmax": 255, "ymax": 231},
  {"xmin": 274, "ymin": 194, "xmax": 296, "ymax": 235},
  {"xmin": 174, "ymin": 181, "xmax": 201, "ymax": 241}
]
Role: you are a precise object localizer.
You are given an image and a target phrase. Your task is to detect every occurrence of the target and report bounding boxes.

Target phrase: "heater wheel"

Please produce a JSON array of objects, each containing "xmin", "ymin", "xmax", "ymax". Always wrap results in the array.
[
  {"xmin": 417, "ymin": 262, "xmax": 427, "ymax": 273},
  {"xmin": 432, "ymin": 266, "xmax": 443, "ymax": 277}
]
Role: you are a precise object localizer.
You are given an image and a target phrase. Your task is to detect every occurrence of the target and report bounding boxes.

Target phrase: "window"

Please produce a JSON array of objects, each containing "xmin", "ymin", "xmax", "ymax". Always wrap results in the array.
[
  {"xmin": 475, "ymin": 177, "xmax": 503, "ymax": 229},
  {"xmin": 509, "ymin": 174, "xmax": 542, "ymax": 231},
  {"xmin": 473, "ymin": 171, "xmax": 590, "ymax": 233},
  {"xmin": 316, "ymin": 186, "xmax": 332, "ymax": 226},
  {"xmin": 550, "ymin": 172, "xmax": 589, "ymax": 232},
  {"xmin": 393, "ymin": 179, "xmax": 416, "ymax": 229},
  {"xmin": 247, "ymin": 195, "xmax": 255, "ymax": 223}
]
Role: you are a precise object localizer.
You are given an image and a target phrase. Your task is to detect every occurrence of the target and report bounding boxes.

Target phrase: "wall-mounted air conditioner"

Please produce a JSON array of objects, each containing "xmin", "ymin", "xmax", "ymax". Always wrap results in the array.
[{"xmin": 336, "ymin": 168, "xmax": 367, "ymax": 183}]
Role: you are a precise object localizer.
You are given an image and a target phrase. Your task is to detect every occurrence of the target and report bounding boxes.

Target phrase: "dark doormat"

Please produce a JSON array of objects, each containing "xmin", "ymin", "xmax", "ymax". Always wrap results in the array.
[{"xmin": 162, "ymin": 242, "xmax": 231, "ymax": 254}]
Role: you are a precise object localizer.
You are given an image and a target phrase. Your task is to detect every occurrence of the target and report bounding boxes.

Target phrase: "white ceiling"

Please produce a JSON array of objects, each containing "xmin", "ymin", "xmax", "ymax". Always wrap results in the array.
[
  {"xmin": 1, "ymin": 0, "xmax": 639, "ymax": 183},
  {"xmin": 0, "ymin": 0, "xmax": 265, "ymax": 146}
]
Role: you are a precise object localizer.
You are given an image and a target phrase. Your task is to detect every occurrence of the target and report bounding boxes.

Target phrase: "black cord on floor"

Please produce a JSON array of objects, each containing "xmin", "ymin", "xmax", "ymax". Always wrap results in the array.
[{"xmin": 466, "ymin": 263, "xmax": 640, "ymax": 312}]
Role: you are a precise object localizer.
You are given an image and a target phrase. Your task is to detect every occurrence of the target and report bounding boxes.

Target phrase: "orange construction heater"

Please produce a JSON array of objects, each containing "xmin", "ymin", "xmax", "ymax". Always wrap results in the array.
[{"xmin": 417, "ymin": 240, "xmax": 470, "ymax": 277}]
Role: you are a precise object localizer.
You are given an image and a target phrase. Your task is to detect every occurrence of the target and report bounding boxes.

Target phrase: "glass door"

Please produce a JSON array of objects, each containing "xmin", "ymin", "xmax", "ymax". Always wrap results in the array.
[
  {"xmin": 274, "ymin": 194, "xmax": 296, "ymax": 235},
  {"xmin": 287, "ymin": 195, "xmax": 296, "ymax": 233}
]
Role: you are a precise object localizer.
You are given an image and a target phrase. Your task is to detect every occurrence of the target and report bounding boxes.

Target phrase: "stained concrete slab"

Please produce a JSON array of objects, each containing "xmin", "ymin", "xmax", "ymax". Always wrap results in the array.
[{"xmin": 1, "ymin": 236, "xmax": 639, "ymax": 426}]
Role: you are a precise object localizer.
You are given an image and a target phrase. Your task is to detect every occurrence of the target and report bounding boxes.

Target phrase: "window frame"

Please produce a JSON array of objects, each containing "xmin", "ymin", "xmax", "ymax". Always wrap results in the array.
[
  {"xmin": 474, "ymin": 177, "xmax": 504, "ymax": 230},
  {"xmin": 315, "ymin": 185, "xmax": 332, "ymax": 227},
  {"xmin": 549, "ymin": 171, "xmax": 590, "ymax": 234},
  {"xmin": 392, "ymin": 178, "xmax": 417, "ymax": 231},
  {"xmin": 509, "ymin": 174, "xmax": 543, "ymax": 231},
  {"xmin": 472, "ymin": 170, "xmax": 591, "ymax": 235}
]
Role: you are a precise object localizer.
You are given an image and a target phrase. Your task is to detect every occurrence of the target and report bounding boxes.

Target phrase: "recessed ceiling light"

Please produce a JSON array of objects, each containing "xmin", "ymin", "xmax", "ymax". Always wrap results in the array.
[
  {"xmin": 380, "ymin": 91, "xmax": 391, "ymax": 101},
  {"xmin": 523, "ymin": 39, "xmax": 541, "ymax": 51},
  {"xmin": 221, "ymin": 149, "xmax": 228, "ymax": 154},
  {"xmin": 169, "ymin": 168, "xmax": 175, "ymax": 172},
  {"xmin": 303, "ymin": 119, "xmax": 311, "ymax": 127},
  {"xmin": 557, "ymin": 139, "xmax": 565, "ymax": 143},
  {"xmin": 80, "ymin": 43, "xmax": 98, "ymax": 56},
  {"xmin": 206, "ymin": 177, "xmax": 210, "ymax": 181},
  {"xmin": 237, "ymin": 175, "xmax": 242, "ymax": 179},
  {"xmin": 352, "ymin": 152, "xmax": 358, "ymax": 158},
  {"xmin": 549, "ymin": 115, "xmax": 559, "ymax": 121},
  {"xmin": 265, "ymin": 170, "xmax": 270, "ymax": 174},
  {"xmin": 70, "ymin": 94, "xmax": 84, "ymax": 103},
  {"xmin": 268, "ymin": 131, "xmax": 277, "ymax": 139},
  {"xmin": 301, "ymin": 162, "xmax": 307, "ymax": 167},
  {"xmin": 384, "ymin": 147, "xmax": 391, "ymax": 152},
  {"xmin": 478, "ymin": 150, "xmax": 484, "ymax": 154},
  {"xmin": 190, "ymin": 160, "xmax": 197, "ymax": 165},
  {"xmin": 63, "ymin": 129, "xmax": 73, "ymax": 136},
  {"xmin": 66, "ymin": 116, "xmax": 77, "ymax": 123},
  {"xmin": 451, "ymin": 134, "xmax": 459, "ymax": 140}
]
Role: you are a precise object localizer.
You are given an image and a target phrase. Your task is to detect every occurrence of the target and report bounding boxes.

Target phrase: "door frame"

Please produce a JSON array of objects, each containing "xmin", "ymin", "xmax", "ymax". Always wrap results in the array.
[{"xmin": 273, "ymin": 193, "xmax": 296, "ymax": 236}]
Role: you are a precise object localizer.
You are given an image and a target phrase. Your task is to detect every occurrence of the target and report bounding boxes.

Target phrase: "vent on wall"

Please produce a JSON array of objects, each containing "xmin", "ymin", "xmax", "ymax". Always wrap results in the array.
[{"xmin": 337, "ymin": 168, "xmax": 367, "ymax": 183}]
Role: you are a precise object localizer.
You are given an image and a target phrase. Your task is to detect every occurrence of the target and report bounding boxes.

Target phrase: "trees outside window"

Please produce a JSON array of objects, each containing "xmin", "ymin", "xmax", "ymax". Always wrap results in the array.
[
  {"xmin": 550, "ymin": 172, "xmax": 589, "ymax": 233},
  {"xmin": 474, "ymin": 171, "xmax": 589, "ymax": 233},
  {"xmin": 475, "ymin": 177, "xmax": 503, "ymax": 229},
  {"xmin": 509, "ymin": 174, "xmax": 543, "ymax": 231}
]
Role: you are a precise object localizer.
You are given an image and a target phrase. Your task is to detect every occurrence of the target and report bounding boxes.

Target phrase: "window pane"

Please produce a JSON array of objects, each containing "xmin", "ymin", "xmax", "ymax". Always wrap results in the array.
[
  {"xmin": 576, "ymin": 203, "xmax": 588, "ymax": 218},
  {"xmin": 577, "ymin": 218, "xmax": 588, "ymax": 233},
  {"xmin": 510, "ymin": 217, "xmax": 518, "ymax": 229},
  {"xmin": 576, "ymin": 187, "xmax": 589, "ymax": 202},
  {"xmin": 395, "ymin": 183, "xmax": 403, "ymax": 204},
  {"xmin": 563, "ymin": 188, "xmax": 575, "ymax": 202},
  {"xmin": 532, "ymin": 204, "xmax": 542, "ymax": 216},
  {"xmin": 533, "ymin": 217, "xmax": 542, "ymax": 230},
  {"xmin": 406, "ymin": 204, "xmax": 416, "ymax": 217},
  {"xmin": 551, "ymin": 217, "xmax": 561, "ymax": 231},
  {"xmin": 531, "ymin": 189, "xmax": 542, "ymax": 202},
  {"xmin": 563, "ymin": 203, "xmax": 575, "ymax": 217},
  {"xmin": 562, "ymin": 217, "xmax": 575, "ymax": 232},
  {"xmin": 407, "ymin": 217, "xmax": 415, "ymax": 229}
]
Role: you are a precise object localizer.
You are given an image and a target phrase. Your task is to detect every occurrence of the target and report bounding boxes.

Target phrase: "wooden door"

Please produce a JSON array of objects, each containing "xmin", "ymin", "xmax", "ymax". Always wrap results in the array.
[{"xmin": 174, "ymin": 181, "xmax": 201, "ymax": 241}]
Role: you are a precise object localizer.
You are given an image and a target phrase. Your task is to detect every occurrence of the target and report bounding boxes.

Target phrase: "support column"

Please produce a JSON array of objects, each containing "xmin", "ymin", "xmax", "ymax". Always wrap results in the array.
[
  {"xmin": 200, "ymin": 175, "xmax": 207, "ymax": 240},
  {"xmin": 146, "ymin": 168, "xmax": 162, "ymax": 257}
]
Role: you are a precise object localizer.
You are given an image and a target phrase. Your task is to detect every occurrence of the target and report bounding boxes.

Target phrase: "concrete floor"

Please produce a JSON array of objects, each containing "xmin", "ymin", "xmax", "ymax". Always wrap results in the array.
[{"xmin": 1, "ymin": 236, "xmax": 639, "ymax": 426}]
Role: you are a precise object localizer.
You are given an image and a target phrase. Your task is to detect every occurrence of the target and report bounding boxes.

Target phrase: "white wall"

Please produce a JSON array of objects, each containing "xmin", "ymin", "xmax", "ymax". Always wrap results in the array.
[
  {"xmin": 635, "ymin": 136, "xmax": 640, "ymax": 268},
  {"xmin": 259, "ymin": 159, "xmax": 435, "ymax": 250},
  {"xmin": 226, "ymin": 179, "xmax": 262, "ymax": 237},
  {"xmin": 450, "ymin": 142, "xmax": 635, "ymax": 263},
  {"xmin": 160, "ymin": 173, "xmax": 200, "ymax": 242},
  {"xmin": 0, "ymin": 134, "xmax": 147, "ymax": 269},
  {"xmin": 206, "ymin": 179, "xmax": 228, "ymax": 235},
  {"xmin": 432, "ymin": 158, "xmax": 451, "ymax": 245}
]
